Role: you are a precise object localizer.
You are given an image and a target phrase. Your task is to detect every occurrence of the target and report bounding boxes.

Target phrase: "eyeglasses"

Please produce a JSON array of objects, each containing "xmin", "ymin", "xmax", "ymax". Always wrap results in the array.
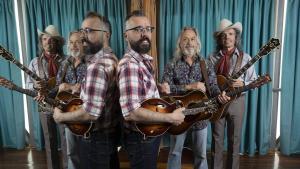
[
  {"xmin": 78, "ymin": 28, "xmax": 107, "ymax": 34},
  {"xmin": 126, "ymin": 26, "xmax": 155, "ymax": 34}
]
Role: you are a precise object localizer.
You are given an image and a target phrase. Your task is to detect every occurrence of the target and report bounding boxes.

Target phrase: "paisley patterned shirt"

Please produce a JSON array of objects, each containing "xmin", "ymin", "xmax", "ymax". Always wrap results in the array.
[
  {"xmin": 56, "ymin": 56, "xmax": 87, "ymax": 85},
  {"xmin": 161, "ymin": 55, "xmax": 220, "ymax": 129}
]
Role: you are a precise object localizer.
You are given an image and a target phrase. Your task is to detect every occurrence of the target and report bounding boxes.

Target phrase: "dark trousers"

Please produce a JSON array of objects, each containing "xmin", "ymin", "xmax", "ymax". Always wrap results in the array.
[
  {"xmin": 123, "ymin": 129, "xmax": 161, "ymax": 169},
  {"xmin": 211, "ymin": 96, "xmax": 245, "ymax": 169},
  {"xmin": 39, "ymin": 112, "xmax": 67, "ymax": 169},
  {"xmin": 82, "ymin": 130, "xmax": 120, "ymax": 169}
]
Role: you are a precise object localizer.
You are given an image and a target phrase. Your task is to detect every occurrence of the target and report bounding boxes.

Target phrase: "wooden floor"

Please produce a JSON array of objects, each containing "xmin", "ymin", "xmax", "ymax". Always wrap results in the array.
[{"xmin": 1, "ymin": 147, "xmax": 300, "ymax": 169}]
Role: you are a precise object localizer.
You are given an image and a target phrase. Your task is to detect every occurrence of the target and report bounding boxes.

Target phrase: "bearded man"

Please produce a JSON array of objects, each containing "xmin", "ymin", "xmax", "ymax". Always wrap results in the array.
[
  {"xmin": 53, "ymin": 12, "xmax": 122, "ymax": 169},
  {"xmin": 159, "ymin": 27, "xmax": 230, "ymax": 169},
  {"xmin": 117, "ymin": 10, "xmax": 185, "ymax": 169}
]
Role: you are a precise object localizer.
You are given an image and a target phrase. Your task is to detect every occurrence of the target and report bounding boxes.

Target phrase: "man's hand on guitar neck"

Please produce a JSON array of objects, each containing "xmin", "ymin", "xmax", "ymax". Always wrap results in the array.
[
  {"xmin": 230, "ymin": 79, "xmax": 245, "ymax": 88},
  {"xmin": 217, "ymin": 91, "xmax": 231, "ymax": 104},
  {"xmin": 32, "ymin": 80, "xmax": 48, "ymax": 102},
  {"xmin": 33, "ymin": 80, "xmax": 47, "ymax": 90}
]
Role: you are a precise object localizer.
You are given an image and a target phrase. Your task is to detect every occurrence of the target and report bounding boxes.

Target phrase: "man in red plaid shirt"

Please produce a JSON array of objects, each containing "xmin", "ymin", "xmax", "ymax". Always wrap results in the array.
[
  {"xmin": 117, "ymin": 10, "xmax": 185, "ymax": 169},
  {"xmin": 54, "ymin": 12, "xmax": 121, "ymax": 169}
]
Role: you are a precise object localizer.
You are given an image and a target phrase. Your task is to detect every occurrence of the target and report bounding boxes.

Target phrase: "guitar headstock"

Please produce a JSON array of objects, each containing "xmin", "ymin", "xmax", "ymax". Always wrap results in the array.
[
  {"xmin": 258, "ymin": 38, "xmax": 280, "ymax": 56},
  {"xmin": 0, "ymin": 45, "xmax": 15, "ymax": 62},
  {"xmin": 249, "ymin": 74, "xmax": 272, "ymax": 89},
  {"xmin": 0, "ymin": 76, "xmax": 17, "ymax": 90}
]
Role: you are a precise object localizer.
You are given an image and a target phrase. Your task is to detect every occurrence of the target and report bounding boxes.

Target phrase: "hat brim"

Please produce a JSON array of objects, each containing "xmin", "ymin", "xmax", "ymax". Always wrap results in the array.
[
  {"xmin": 215, "ymin": 22, "xmax": 243, "ymax": 35},
  {"xmin": 37, "ymin": 28, "xmax": 64, "ymax": 44}
]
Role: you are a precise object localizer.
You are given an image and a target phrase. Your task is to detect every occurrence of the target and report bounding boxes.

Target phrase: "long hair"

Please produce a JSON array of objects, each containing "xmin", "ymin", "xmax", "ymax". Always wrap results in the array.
[
  {"xmin": 173, "ymin": 27, "xmax": 202, "ymax": 62},
  {"xmin": 213, "ymin": 28, "xmax": 242, "ymax": 52}
]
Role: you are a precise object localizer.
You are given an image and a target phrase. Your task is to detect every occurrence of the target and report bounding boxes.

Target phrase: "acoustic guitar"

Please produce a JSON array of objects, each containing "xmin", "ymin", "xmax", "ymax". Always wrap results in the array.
[
  {"xmin": 135, "ymin": 97, "xmax": 212, "ymax": 137},
  {"xmin": 136, "ymin": 74, "xmax": 271, "ymax": 137},
  {"xmin": 216, "ymin": 38, "xmax": 279, "ymax": 119},
  {"xmin": 209, "ymin": 74, "xmax": 272, "ymax": 121},
  {"xmin": 0, "ymin": 76, "xmax": 93, "ymax": 137},
  {"xmin": 0, "ymin": 45, "xmax": 56, "ymax": 89},
  {"xmin": 217, "ymin": 38, "xmax": 279, "ymax": 91}
]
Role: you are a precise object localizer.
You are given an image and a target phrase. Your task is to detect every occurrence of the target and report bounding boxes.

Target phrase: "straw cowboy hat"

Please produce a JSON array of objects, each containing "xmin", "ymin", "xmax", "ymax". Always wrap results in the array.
[
  {"xmin": 215, "ymin": 19, "xmax": 243, "ymax": 35},
  {"xmin": 37, "ymin": 25, "xmax": 64, "ymax": 43}
]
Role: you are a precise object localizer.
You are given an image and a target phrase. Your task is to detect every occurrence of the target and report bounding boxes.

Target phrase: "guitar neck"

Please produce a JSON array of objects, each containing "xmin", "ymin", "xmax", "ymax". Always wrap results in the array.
[
  {"xmin": 0, "ymin": 45, "xmax": 43, "ymax": 81},
  {"xmin": 231, "ymin": 54, "xmax": 262, "ymax": 79},
  {"xmin": 10, "ymin": 85, "xmax": 60, "ymax": 107},
  {"xmin": 10, "ymin": 57, "xmax": 43, "ymax": 81},
  {"xmin": 183, "ymin": 107, "xmax": 207, "ymax": 116},
  {"xmin": 226, "ymin": 85, "xmax": 253, "ymax": 97}
]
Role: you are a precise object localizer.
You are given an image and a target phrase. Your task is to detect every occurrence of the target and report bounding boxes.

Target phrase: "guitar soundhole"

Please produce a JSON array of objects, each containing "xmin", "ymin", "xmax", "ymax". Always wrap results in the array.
[
  {"xmin": 156, "ymin": 104, "xmax": 166, "ymax": 112},
  {"xmin": 156, "ymin": 104, "xmax": 165, "ymax": 108}
]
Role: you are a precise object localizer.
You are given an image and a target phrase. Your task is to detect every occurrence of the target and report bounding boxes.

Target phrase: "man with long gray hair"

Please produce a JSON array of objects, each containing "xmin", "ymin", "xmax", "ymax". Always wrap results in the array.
[
  {"xmin": 55, "ymin": 30, "xmax": 88, "ymax": 169},
  {"xmin": 160, "ymin": 27, "xmax": 230, "ymax": 169}
]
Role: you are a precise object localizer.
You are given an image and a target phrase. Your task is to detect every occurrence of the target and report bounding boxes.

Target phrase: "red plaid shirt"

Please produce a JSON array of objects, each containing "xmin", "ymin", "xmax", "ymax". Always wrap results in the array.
[
  {"xmin": 118, "ymin": 49, "xmax": 160, "ymax": 117},
  {"xmin": 80, "ymin": 47, "xmax": 119, "ymax": 117}
]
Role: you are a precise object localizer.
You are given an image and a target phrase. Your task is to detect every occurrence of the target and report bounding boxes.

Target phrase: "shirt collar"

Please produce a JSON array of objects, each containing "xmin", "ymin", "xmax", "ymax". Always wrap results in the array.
[
  {"xmin": 126, "ymin": 48, "xmax": 153, "ymax": 63},
  {"xmin": 219, "ymin": 48, "xmax": 240, "ymax": 57}
]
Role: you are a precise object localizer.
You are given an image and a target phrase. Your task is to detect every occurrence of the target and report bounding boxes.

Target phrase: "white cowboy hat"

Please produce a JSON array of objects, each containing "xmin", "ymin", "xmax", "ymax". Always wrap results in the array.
[
  {"xmin": 37, "ymin": 25, "xmax": 64, "ymax": 43},
  {"xmin": 216, "ymin": 19, "xmax": 242, "ymax": 34}
]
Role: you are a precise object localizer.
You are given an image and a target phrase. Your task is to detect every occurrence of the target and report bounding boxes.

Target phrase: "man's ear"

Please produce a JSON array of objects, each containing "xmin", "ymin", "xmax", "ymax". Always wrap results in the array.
[
  {"xmin": 105, "ymin": 32, "xmax": 111, "ymax": 39},
  {"xmin": 124, "ymin": 32, "xmax": 128, "ymax": 41}
]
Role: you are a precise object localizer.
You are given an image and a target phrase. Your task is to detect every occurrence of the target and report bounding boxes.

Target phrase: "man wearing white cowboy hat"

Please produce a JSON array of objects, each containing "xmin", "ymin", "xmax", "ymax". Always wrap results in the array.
[
  {"xmin": 208, "ymin": 19, "xmax": 257, "ymax": 169},
  {"xmin": 26, "ymin": 24, "xmax": 67, "ymax": 169}
]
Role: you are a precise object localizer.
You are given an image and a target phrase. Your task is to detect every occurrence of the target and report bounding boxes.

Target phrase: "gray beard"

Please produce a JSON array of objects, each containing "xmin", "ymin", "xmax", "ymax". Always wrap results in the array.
[
  {"xmin": 182, "ymin": 48, "xmax": 196, "ymax": 56},
  {"xmin": 69, "ymin": 51, "xmax": 81, "ymax": 58}
]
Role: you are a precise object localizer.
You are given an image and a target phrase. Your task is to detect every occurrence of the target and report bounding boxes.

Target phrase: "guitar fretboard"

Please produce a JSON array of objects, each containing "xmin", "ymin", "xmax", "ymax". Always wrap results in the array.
[
  {"xmin": 9, "ymin": 83, "xmax": 60, "ymax": 107},
  {"xmin": 183, "ymin": 107, "xmax": 207, "ymax": 116},
  {"xmin": 231, "ymin": 53, "xmax": 262, "ymax": 79},
  {"xmin": 0, "ymin": 45, "xmax": 43, "ymax": 81}
]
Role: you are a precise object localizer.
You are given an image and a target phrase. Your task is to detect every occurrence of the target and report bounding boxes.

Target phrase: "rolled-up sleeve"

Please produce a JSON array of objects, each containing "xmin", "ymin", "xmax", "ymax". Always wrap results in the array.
[
  {"xmin": 118, "ymin": 62, "xmax": 142, "ymax": 117},
  {"xmin": 81, "ymin": 63, "xmax": 108, "ymax": 117}
]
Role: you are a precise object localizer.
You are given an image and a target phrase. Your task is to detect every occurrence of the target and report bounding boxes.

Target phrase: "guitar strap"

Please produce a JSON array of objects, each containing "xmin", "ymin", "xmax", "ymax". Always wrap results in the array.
[
  {"xmin": 60, "ymin": 57, "xmax": 73, "ymax": 83},
  {"xmin": 200, "ymin": 59, "xmax": 211, "ymax": 97},
  {"xmin": 232, "ymin": 51, "xmax": 243, "ymax": 75},
  {"xmin": 37, "ymin": 54, "xmax": 46, "ymax": 79}
]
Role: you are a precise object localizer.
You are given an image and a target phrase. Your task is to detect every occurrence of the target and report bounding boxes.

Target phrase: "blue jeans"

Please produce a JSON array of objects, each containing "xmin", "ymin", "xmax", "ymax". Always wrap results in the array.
[
  {"xmin": 82, "ymin": 130, "xmax": 120, "ymax": 169},
  {"xmin": 167, "ymin": 126, "xmax": 208, "ymax": 169},
  {"xmin": 65, "ymin": 128, "xmax": 88, "ymax": 169},
  {"xmin": 123, "ymin": 129, "xmax": 161, "ymax": 169}
]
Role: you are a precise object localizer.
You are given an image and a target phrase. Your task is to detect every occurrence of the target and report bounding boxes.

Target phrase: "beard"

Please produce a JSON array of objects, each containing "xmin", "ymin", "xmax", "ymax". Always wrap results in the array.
[
  {"xmin": 83, "ymin": 39, "xmax": 103, "ymax": 55},
  {"xmin": 129, "ymin": 36, "xmax": 151, "ymax": 54},
  {"xmin": 69, "ymin": 50, "xmax": 81, "ymax": 58},
  {"xmin": 182, "ymin": 47, "xmax": 197, "ymax": 56}
]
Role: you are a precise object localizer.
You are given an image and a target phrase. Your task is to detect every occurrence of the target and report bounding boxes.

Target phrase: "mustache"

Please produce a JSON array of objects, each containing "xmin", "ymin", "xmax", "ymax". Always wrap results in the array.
[{"xmin": 138, "ymin": 36, "xmax": 151, "ymax": 44}]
